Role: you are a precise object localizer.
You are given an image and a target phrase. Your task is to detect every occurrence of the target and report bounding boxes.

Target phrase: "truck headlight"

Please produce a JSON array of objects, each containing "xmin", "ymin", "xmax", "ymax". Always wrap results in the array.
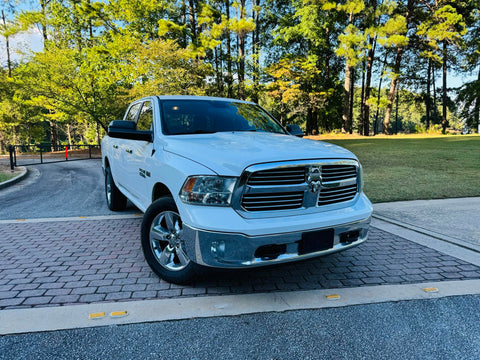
[{"xmin": 180, "ymin": 176, "xmax": 237, "ymax": 206}]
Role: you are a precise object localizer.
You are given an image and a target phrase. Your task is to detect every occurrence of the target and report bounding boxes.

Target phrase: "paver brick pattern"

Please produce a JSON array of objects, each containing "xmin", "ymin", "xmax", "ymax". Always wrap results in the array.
[{"xmin": 1, "ymin": 219, "xmax": 479, "ymax": 310}]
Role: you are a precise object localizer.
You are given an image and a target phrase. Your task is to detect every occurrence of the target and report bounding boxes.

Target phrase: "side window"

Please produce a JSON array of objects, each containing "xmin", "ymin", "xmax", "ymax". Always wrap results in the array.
[
  {"xmin": 125, "ymin": 103, "xmax": 141, "ymax": 122},
  {"xmin": 137, "ymin": 101, "xmax": 154, "ymax": 131}
]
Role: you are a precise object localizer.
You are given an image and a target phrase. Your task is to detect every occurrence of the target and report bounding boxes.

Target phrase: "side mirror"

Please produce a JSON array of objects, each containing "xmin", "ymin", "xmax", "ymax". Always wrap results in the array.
[
  {"xmin": 286, "ymin": 124, "xmax": 304, "ymax": 138},
  {"xmin": 108, "ymin": 120, "xmax": 153, "ymax": 142}
]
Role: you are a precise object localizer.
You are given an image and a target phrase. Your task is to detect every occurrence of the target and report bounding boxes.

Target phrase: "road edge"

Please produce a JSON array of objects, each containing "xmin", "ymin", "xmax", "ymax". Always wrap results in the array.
[
  {"xmin": 0, "ymin": 167, "xmax": 28, "ymax": 190},
  {"xmin": 1, "ymin": 279, "xmax": 479, "ymax": 335}
]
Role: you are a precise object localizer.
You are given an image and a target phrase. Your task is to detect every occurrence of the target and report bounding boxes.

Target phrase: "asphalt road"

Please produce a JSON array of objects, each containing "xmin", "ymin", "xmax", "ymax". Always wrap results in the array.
[
  {"xmin": 1, "ymin": 295, "xmax": 479, "ymax": 360},
  {"xmin": 0, "ymin": 159, "xmax": 137, "ymax": 220}
]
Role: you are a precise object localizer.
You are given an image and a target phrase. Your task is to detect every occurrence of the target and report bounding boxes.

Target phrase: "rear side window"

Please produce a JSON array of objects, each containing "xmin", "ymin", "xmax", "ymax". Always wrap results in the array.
[{"xmin": 137, "ymin": 101, "xmax": 154, "ymax": 131}]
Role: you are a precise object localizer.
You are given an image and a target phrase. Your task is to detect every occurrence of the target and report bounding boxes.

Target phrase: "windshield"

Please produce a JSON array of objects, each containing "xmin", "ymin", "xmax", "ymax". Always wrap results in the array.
[{"xmin": 160, "ymin": 100, "xmax": 286, "ymax": 135}]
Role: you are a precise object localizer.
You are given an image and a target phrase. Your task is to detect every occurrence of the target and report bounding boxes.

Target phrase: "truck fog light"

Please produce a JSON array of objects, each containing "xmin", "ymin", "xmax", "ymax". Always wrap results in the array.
[{"xmin": 211, "ymin": 241, "xmax": 225, "ymax": 259}]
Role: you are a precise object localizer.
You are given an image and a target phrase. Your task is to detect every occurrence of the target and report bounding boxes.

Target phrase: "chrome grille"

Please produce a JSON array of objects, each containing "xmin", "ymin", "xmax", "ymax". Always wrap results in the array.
[
  {"xmin": 246, "ymin": 167, "xmax": 305, "ymax": 186},
  {"xmin": 237, "ymin": 160, "xmax": 359, "ymax": 216},
  {"xmin": 241, "ymin": 191, "xmax": 304, "ymax": 211},
  {"xmin": 321, "ymin": 165, "xmax": 357, "ymax": 182},
  {"xmin": 318, "ymin": 184, "xmax": 357, "ymax": 206}
]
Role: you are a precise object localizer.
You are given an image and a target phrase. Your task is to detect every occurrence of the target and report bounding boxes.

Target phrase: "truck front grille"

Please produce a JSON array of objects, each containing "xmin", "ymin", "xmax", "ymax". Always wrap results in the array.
[
  {"xmin": 238, "ymin": 161, "xmax": 359, "ymax": 214},
  {"xmin": 321, "ymin": 165, "xmax": 357, "ymax": 182},
  {"xmin": 318, "ymin": 184, "xmax": 358, "ymax": 206},
  {"xmin": 241, "ymin": 191, "xmax": 304, "ymax": 211},
  {"xmin": 246, "ymin": 167, "xmax": 305, "ymax": 186}
]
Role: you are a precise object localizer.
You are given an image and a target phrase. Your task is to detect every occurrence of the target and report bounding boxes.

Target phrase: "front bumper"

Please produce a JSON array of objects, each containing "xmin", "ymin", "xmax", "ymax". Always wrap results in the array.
[{"xmin": 182, "ymin": 216, "xmax": 371, "ymax": 268}]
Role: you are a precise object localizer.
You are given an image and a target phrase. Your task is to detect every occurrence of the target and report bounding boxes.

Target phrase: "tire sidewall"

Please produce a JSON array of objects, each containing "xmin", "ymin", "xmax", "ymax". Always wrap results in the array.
[{"xmin": 105, "ymin": 166, "xmax": 126, "ymax": 211}]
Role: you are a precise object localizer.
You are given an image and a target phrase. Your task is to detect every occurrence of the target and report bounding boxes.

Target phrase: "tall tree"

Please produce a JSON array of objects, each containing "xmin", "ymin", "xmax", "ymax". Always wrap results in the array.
[
  {"xmin": 335, "ymin": 0, "xmax": 365, "ymax": 133},
  {"xmin": 418, "ymin": 3, "xmax": 466, "ymax": 133},
  {"xmin": 381, "ymin": 0, "xmax": 413, "ymax": 134}
]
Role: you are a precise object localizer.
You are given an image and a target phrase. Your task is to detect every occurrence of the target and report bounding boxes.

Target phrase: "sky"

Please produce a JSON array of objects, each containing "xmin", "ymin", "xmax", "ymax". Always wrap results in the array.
[{"xmin": 0, "ymin": 27, "xmax": 43, "ymax": 68}]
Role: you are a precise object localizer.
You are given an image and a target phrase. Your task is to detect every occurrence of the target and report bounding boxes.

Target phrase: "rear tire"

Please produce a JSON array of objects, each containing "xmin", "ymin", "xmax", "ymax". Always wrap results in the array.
[
  {"xmin": 105, "ymin": 166, "xmax": 127, "ymax": 211},
  {"xmin": 141, "ymin": 197, "xmax": 198, "ymax": 284}
]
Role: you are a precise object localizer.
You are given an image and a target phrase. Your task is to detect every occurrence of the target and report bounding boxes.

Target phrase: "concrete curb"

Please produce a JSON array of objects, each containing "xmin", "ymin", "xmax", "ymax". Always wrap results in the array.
[
  {"xmin": 1, "ymin": 279, "xmax": 479, "ymax": 335},
  {"xmin": 0, "ymin": 167, "xmax": 28, "ymax": 190}
]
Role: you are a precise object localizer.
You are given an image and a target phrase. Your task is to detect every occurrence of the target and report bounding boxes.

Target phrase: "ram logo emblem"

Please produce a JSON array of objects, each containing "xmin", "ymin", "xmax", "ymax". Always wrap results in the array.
[{"xmin": 307, "ymin": 166, "xmax": 322, "ymax": 193}]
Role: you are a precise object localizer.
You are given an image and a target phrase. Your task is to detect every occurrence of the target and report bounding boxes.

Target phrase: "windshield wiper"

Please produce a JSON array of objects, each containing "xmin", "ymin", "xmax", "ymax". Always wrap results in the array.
[{"xmin": 194, "ymin": 130, "xmax": 217, "ymax": 134}]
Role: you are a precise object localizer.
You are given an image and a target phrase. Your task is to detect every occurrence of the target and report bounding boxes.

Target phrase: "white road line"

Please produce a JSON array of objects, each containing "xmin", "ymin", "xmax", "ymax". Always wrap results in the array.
[
  {"xmin": 0, "ymin": 214, "xmax": 143, "ymax": 224},
  {"xmin": 1, "ymin": 279, "xmax": 480, "ymax": 335}
]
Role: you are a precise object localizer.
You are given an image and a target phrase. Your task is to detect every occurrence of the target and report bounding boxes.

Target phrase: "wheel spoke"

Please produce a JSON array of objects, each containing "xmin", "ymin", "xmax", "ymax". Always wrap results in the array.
[
  {"xmin": 175, "ymin": 247, "xmax": 189, "ymax": 267},
  {"xmin": 164, "ymin": 212, "xmax": 176, "ymax": 231},
  {"xmin": 158, "ymin": 245, "xmax": 175, "ymax": 267},
  {"xmin": 150, "ymin": 224, "xmax": 170, "ymax": 242}
]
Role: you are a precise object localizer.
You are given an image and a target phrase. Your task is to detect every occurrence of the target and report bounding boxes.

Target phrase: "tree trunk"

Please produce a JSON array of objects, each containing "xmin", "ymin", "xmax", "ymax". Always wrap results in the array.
[
  {"xmin": 226, "ymin": 0, "xmax": 233, "ymax": 98},
  {"xmin": 188, "ymin": 0, "xmax": 197, "ymax": 47},
  {"xmin": 384, "ymin": 47, "xmax": 403, "ymax": 134},
  {"xmin": 374, "ymin": 52, "xmax": 388, "ymax": 135},
  {"xmin": 96, "ymin": 121, "xmax": 100, "ymax": 144},
  {"xmin": 40, "ymin": 0, "xmax": 49, "ymax": 50},
  {"xmin": 181, "ymin": 0, "xmax": 187, "ymax": 48},
  {"xmin": 362, "ymin": 36, "xmax": 376, "ymax": 136},
  {"xmin": 359, "ymin": 57, "xmax": 366, "ymax": 135},
  {"xmin": 237, "ymin": 0, "xmax": 246, "ymax": 100},
  {"xmin": 426, "ymin": 59, "xmax": 431, "ymax": 129},
  {"xmin": 66, "ymin": 124, "xmax": 71, "ymax": 145},
  {"xmin": 49, "ymin": 120, "xmax": 57, "ymax": 151},
  {"xmin": 475, "ymin": 66, "xmax": 480, "ymax": 132},
  {"xmin": 251, "ymin": 0, "xmax": 260, "ymax": 103},
  {"xmin": 442, "ymin": 40, "xmax": 448, "ymax": 134},
  {"xmin": 1, "ymin": 10, "xmax": 12, "ymax": 77},
  {"xmin": 342, "ymin": 11, "xmax": 354, "ymax": 133},
  {"xmin": 395, "ymin": 83, "xmax": 400, "ymax": 134},
  {"xmin": 432, "ymin": 66, "xmax": 438, "ymax": 117},
  {"xmin": 342, "ymin": 64, "xmax": 351, "ymax": 133},
  {"xmin": 349, "ymin": 67, "xmax": 355, "ymax": 134},
  {"xmin": 306, "ymin": 107, "xmax": 318, "ymax": 135},
  {"xmin": 214, "ymin": 46, "xmax": 222, "ymax": 94}
]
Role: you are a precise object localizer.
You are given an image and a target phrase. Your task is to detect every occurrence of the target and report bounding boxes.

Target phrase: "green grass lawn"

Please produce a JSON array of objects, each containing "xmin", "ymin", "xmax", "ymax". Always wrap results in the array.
[
  {"xmin": 0, "ymin": 172, "xmax": 15, "ymax": 182},
  {"xmin": 322, "ymin": 135, "xmax": 480, "ymax": 203}
]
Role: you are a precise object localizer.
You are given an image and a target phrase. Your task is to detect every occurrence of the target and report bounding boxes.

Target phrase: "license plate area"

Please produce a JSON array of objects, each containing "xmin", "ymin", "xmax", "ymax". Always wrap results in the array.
[{"xmin": 298, "ymin": 229, "xmax": 334, "ymax": 255}]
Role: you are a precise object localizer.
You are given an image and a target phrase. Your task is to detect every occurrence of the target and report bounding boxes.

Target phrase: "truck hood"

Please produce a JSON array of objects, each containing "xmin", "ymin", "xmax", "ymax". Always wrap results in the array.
[{"xmin": 163, "ymin": 132, "xmax": 356, "ymax": 176}]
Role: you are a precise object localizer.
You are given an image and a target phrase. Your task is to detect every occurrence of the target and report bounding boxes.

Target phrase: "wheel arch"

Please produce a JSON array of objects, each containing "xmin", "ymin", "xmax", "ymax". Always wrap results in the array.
[{"xmin": 152, "ymin": 182, "xmax": 174, "ymax": 202}]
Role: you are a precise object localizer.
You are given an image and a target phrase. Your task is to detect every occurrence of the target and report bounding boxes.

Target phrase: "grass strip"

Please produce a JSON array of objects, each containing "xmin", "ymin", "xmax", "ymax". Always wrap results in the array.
[{"xmin": 322, "ymin": 135, "xmax": 480, "ymax": 203}]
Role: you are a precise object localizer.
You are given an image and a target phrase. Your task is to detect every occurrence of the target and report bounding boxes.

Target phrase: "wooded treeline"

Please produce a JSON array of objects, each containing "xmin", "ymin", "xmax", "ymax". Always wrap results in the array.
[{"xmin": 1, "ymin": 0, "xmax": 479, "ymax": 151}]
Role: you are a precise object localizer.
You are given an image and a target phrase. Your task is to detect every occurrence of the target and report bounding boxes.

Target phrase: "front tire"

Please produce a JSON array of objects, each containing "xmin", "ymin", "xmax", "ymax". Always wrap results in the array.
[
  {"xmin": 105, "ymin": 166, "xmax": 127, "ymax": 211},
  {"xmin": 141, "ymin": 197, "xmax": 198, "ymax": 284}
]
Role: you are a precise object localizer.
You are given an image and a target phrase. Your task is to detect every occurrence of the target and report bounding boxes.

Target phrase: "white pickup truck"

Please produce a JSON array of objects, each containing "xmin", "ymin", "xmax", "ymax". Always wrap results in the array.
[{"xmin": 102, "ymin": 96, "xmax": 373, "ymax": 283}]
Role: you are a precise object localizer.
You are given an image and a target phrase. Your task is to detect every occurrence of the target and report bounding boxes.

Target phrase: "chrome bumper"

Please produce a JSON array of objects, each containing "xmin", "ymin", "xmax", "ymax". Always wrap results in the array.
[{"xmin": 182, "ymin": 217, "xmax": 371, "ymax": 268}]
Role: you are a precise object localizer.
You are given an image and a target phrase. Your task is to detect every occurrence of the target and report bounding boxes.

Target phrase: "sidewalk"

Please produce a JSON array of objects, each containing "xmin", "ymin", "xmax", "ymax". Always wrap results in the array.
[{"xmin": 374, "ymin": 197, "xmax": 480, "ymax": 251}]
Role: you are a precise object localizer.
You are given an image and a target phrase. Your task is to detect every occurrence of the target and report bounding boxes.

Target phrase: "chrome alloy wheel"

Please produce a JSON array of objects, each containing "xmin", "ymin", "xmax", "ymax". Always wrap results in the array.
[{"xmin": 149, "ymin": 211, "xmax": 190, "ymax": 271}]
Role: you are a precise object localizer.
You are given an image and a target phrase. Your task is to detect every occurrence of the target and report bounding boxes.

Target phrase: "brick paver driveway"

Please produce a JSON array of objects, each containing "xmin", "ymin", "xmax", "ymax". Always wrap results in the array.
[{"xmin": 1, "ymin": 217, "xmax": 480, "ymax": 310}]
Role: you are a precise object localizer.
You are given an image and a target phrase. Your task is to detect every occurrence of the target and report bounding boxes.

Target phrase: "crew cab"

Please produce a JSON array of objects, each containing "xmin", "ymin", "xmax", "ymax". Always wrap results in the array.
[{"xmin": 102, "ymin": 96, "xmax": 373, "ymax": 283}]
